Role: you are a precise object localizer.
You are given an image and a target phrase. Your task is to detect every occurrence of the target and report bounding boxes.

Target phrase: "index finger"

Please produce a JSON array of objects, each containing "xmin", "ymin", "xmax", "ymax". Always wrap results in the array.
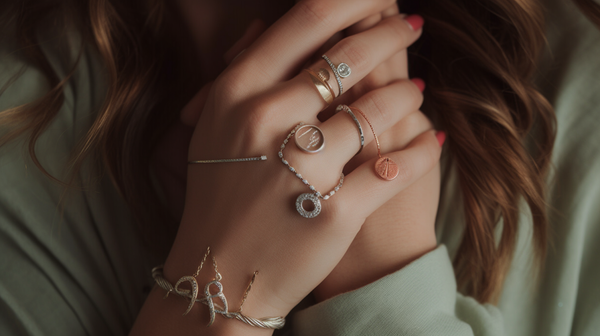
[{"xmin": 230, "ymin": 0, "xmax": 396, "ymax": 90}]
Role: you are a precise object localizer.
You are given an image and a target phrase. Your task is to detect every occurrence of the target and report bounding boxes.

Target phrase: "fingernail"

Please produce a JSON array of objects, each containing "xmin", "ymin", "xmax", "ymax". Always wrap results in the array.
[
  {"xmin": 404, "ymin": 15, "xmax": 424, "ymax": 31},
  {"xmin": 410, "ymin": 78, "xmax": 425, "ymax": 92},
  {"xmin": 435, "ymin": 131, "xmax": 446, "ymax": 147}
]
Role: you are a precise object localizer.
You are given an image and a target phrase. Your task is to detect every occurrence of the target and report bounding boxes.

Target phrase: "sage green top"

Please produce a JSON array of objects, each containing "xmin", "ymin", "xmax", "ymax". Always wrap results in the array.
[{"xmin": 1, "ymin": 0, "xmax": 599, "ymax": 334}]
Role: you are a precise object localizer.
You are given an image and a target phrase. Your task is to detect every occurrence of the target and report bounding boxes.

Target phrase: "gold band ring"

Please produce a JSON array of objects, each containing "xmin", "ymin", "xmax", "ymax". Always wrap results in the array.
[{"xmin": 303, "ymin": 68, "xmax": 335, "ymax": 107}]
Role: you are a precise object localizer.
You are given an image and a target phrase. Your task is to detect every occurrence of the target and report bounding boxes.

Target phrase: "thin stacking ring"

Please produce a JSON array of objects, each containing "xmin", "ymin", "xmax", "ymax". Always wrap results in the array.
[
  {"xmin": 336, "ymin": 105, "xmax": 364, "ymax": 156},
  {"xmin": 349, "ymin": 106, "xmax": 399, "ymax": 181},
  {"xmin": 303, "ymin": 69, "xmax": 334, "ymax": 107},
  {"xmin": 322, "ymin": 55, "xmax": 351, "ymax": 97}
]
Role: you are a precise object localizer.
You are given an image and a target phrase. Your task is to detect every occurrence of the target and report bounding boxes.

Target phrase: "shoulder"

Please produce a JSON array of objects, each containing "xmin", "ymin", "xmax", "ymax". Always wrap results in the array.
[{"xmin": 0, "ymin": 25, "xmax": 154, "ymax": 336}]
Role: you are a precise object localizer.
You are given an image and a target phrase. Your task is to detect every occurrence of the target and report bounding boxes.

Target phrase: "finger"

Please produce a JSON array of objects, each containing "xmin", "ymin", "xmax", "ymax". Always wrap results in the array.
[
  {"xmin": 337, "ymin": 130, "xmax": 443, "ymax": 219},
  {"xmin": 223, "ymin": 19, "xmax": 267, "ymax": 65},
  {"xmin": 381, "ymin": 3, "xmax": 400, "ymax": 18},
  {"xmin": 346, "ymin": 13, "xmax": 382, "ymax": 36},
  {"xmin": 228, "ymin": 0, "xmax": 396, "ymax": 89},
  {"xmin": 283, "ymin": 14, "xmax": 423, "ymax": 114},
  {"xmin": 318, "ymin": 78, "xmax": 424, "ymax": 163},
  {"xmin": 345, "ymin": 110, "xmax": 433, "ymax": 173}
]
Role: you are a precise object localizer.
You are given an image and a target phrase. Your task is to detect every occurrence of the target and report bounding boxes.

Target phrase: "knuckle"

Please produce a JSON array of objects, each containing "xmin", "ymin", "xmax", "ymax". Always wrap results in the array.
[
  {"xmin": 364, "ymin": 89, "xmax": 390, "ymax": 125},
  {"xmin": 337, "ymin": 37, "xmax": 370, "ymax": 73},
  {"xmin": 241, "ymin": 99, "xmax": 278, "ymax": 145},
  {"xmin": 295, "ymin": 0, "xmax": 335, "ymax": 28},
  {"xmin": 214, "ymin": 70, "xmax": 246, "ymax": 101}
]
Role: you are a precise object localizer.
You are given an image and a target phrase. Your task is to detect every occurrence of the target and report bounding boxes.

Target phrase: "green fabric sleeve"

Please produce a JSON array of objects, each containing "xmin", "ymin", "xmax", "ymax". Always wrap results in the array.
[{"xmin": 292, "ymin": 245, "xmax": 504, "ymax": 336}]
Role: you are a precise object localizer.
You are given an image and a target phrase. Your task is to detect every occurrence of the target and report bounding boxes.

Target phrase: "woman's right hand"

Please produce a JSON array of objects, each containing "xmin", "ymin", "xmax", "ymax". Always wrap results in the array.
[{"xmin": 132, "ymin": 0, "xmax": 441, "ymax": 334}]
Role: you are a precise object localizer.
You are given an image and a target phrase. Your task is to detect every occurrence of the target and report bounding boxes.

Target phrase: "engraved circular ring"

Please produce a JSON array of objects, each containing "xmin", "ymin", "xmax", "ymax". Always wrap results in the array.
[
  {"xmin": 294, "ymin": 124, "xmax": 325, "ymax": 154},
  {"xmin": 322, "ymin": 55, "xmax": 351, "ymax": 97}
]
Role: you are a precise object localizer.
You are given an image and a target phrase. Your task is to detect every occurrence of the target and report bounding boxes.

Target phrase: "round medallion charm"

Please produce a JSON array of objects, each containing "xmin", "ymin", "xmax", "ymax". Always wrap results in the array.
[
  {"xmin": 375, "ymin": 157, "xmax": 399, "ymax": 181},
  {"xmin": 296, "ymin": 193, "xmax": 322, "ymax": 218},
  {"xmin": 294, "ymin": 125, "xmax": 325, "ymax": 153},
  {"xmin": 337, "ymin": 63, "xmax": 351, "ymax": 78}
]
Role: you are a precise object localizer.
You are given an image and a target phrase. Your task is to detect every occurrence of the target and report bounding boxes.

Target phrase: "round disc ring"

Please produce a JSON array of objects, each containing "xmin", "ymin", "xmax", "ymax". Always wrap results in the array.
[{"xmin": 294, "ymin": 125, "xmax": 325, "ymax": 153}]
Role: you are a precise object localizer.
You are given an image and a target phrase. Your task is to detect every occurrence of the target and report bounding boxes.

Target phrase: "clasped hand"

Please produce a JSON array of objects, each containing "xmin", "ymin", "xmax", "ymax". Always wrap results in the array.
[{"xmin": 155, "ymin": 0, "xmax": 442, "ymax": 333}]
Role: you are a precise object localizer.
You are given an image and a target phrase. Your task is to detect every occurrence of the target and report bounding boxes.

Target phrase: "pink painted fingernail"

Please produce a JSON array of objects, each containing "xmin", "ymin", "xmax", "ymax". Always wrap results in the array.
[
  {"xmin": 404, "ymin": 15, "xmax": 424, "ymax": 31},
  {"xmin": 435, "ymin": 131, "xmax": 446, "ymax": 147},
  {"xmin": 410, "ymin": 78, "xmax": 425, "ymax": 92}
]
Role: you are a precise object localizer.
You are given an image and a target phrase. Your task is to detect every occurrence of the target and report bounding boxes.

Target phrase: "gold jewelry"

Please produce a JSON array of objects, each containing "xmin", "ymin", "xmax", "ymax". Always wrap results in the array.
[
  {"xmin": 349, "ymin": 106, "xmax": 399, "ymax": 181},
  {"xmin": 304, "ymin": 68, "xmax": 335, "ymax": 107},
  {"xmin": 152, "ymin": 247, "xmax": 285, "ymax": 329}
]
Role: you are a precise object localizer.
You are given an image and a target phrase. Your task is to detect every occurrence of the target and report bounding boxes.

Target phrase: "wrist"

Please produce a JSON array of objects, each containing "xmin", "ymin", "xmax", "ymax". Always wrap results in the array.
[{"xmin": 160, "ymin": 223, "xmax": 291, "ymax": 329}]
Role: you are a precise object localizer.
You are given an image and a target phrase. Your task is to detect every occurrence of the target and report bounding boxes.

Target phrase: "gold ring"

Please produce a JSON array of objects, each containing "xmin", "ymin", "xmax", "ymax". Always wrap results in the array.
[{"xmin": 303, "ymin": 68, "xmax": 335, "ymax": 107}]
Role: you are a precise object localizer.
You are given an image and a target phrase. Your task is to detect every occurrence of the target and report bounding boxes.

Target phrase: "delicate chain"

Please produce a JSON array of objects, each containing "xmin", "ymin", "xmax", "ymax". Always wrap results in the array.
[
  {"xmin": 239, "ymin": 271, "xmax": 258, "ymax": 312},
  {"xmin": 189, "ymin": 156, "xmax": 267, "ymax": 164},
  {"xmin": 279, "ymin": 123, "xmax": 344, "ymax": 200},
  {"xmin": 192, "ymin": 247, "xmax": 211, "ymax": 278}
]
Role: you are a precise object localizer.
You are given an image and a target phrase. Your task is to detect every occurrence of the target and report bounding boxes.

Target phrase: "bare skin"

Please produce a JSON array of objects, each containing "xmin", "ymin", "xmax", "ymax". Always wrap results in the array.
[{"xmin": 141, "ymin": 0, "xmax": 441, "ymax": 334}]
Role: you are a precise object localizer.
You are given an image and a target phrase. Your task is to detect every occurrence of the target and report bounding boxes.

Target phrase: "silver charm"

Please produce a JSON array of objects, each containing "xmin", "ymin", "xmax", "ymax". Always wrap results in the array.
[
  {"xmin": 205, "ymin": 273, "xmax": 229, "ymax": 326},
  {"xmin": 296, "ymin": 193, "xmax": 322, "ymax": 218},
  {"xmin": 174, "ymin": 276, "xmax": 199, "ymax": 315}
]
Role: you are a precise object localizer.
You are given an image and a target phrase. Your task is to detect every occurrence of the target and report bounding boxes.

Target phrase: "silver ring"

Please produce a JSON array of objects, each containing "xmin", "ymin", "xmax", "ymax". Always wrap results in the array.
[
  {"xmin": 294, "ymin": 125, "xmax": 325, "ymax": 153},
  {"xmin": 336, "ymin": 105, "xmax": 364, "ymax": 156},
  {"xmin": 322, "ymin": 55, "xmax": 351, "ymax": 97}
]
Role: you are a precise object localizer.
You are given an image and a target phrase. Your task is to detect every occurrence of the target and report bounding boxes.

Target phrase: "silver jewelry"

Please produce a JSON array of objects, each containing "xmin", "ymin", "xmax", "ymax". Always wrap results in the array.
[
  {"xmin": 336, "ymin": 105, "xmax": 364, "ymax": 156},
  {"xmin": 279, "ymin": 123, "xmax": 344, "ymax": 218},
  {"xmin": 189, "ymin": 155, "xmax": 267, "ymax": 164},
  {"xmin": 322, "ymin": 55, "xmax": 351, "ymax": 96},
  {"xmin": 152, "ymin": 247, "xmax": 285, "ymax": 329},
  {"xmin": 294, "ymin": 124, "xmax": 325, "ymax": 153}
]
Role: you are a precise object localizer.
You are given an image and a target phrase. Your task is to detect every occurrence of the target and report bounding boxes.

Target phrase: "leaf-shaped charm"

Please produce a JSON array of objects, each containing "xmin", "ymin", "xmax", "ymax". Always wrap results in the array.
[
  {"xmin": 174, "ymin": 276, "xmax": 199, "ymax": 315},
  {"xmin": 375, "ymin": 157, "xmax": 399, "ymax": 181}
]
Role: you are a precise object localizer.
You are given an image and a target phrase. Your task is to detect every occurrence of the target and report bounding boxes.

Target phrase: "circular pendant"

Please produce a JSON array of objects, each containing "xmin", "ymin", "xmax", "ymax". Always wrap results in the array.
[
  {"xmin": 296, "ymin": 193, "xmax": 322, "ymax": 218},
  {"xmin": 337, "ymin": 63, "xmax": 351, "ymax": 78},
  {"xmin": 375, "ymin": 157, "xmax": 399, "ymax": 181},
  {"xmin": 294, "ymin": 125, "xmax": 325, "ymax": 153}
]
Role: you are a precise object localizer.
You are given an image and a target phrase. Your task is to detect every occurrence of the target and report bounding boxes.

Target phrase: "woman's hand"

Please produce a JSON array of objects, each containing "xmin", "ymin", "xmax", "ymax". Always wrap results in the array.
[
  {"xmin": 132, "ymin": 0, "xmax": 441, "ymax": 334},
  {"xmin": 312, "ymin": 6, "xmax": 444, "ymax": 301}
]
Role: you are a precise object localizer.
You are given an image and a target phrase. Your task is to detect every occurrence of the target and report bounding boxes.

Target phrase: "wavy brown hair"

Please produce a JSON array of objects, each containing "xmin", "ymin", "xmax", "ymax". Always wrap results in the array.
[{"xmin": 1, "ymin": 0, "xmax": 599, "ymax": 303}]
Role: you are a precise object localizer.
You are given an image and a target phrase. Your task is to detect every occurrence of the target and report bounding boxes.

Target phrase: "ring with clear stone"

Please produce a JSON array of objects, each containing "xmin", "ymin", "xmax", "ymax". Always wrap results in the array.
[
  {"xmin": 322, "ymin": 55, "xmax": 351, "ymax": 97},
  {"xmin": 279, "ymin": 123, "xmax": 344, "ymax": 218}
]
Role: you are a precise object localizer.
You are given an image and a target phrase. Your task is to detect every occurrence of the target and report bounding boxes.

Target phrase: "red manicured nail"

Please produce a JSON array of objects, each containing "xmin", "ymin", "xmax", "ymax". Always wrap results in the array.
[
  {"xmin": 435, "ymin": 131, "xmax": 446, "ymax": 147},
  {"xmin": 404, "ymin": 15, "xmax": 424, "ymax": 31},
  {"xmin": 410, "ymin": 78, "xmax": 425, "ymax": 92}
]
